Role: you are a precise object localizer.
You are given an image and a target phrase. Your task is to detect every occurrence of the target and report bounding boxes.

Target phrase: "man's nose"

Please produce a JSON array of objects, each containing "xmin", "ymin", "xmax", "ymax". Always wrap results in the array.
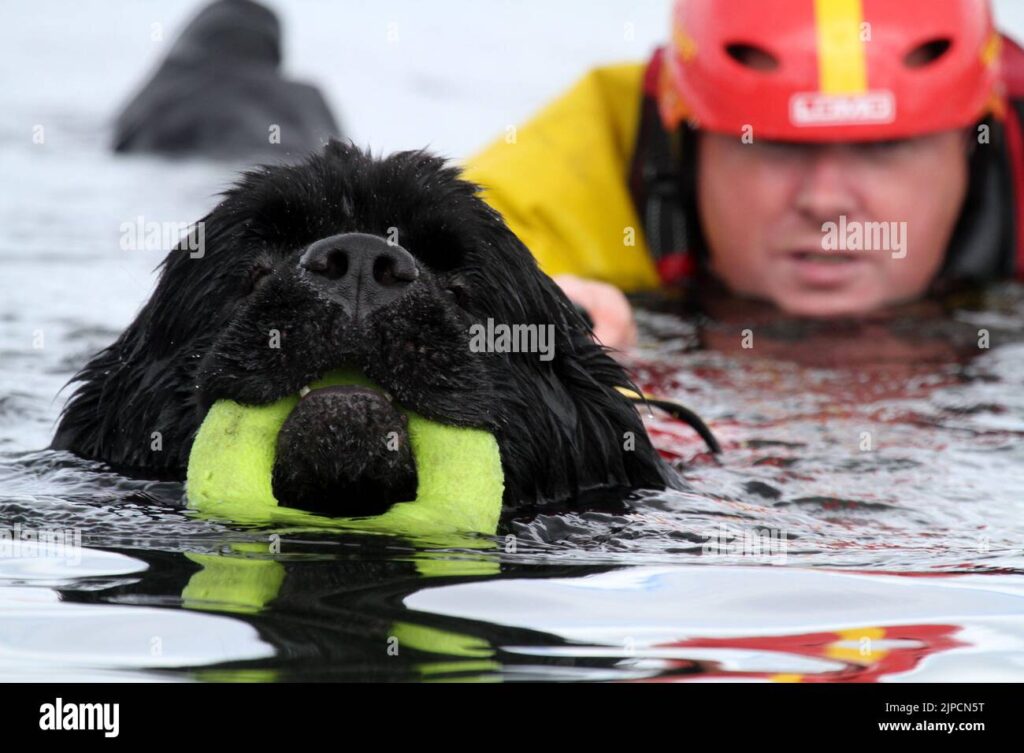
[
  {"xmin": 792, "ymin": 146, "xmax": 861, "ymax": 222},
  {"xmin": 299, "ymin": 232, "xmax": 419, "ymax": 317}
]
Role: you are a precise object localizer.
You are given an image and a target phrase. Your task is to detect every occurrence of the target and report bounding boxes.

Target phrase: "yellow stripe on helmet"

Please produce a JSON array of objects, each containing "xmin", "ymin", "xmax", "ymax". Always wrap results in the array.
[{"xmin": 814, "ymin": 0, "xmax": 868, "ymax": 94}]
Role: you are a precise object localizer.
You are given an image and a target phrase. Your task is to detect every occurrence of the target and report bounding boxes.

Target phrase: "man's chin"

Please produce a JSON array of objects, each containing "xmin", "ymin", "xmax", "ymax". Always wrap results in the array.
[{"xmin": 770, "ymin": 284, "xmax": 885, "ymax": 318}]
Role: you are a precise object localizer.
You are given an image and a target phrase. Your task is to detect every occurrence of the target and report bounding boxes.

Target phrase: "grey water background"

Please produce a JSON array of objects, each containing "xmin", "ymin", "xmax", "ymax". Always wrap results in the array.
[{"xmin": 1, "ymin": 0, "xmax": 1024, "ymax": 681}]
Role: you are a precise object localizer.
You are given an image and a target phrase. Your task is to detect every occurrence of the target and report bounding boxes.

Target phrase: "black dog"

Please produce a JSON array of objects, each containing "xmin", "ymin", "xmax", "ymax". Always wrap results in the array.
[
  {"xmin": 53, "ymin": 140, "xmax": 683, "ymax": 517},
  {"xmin": 113, "ymin": 0, "xmax": 340, "ymax": 159}
]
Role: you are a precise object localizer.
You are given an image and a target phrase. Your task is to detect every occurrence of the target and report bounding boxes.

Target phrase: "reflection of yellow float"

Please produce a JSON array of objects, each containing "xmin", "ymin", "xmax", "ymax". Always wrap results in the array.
[
  {"xmin": 185, "ymin": 370, "xmax": 505, "ymax": 538},
  {"xmin": 182, "ymin": 542, "xmax": 501, "ymax": 682}
]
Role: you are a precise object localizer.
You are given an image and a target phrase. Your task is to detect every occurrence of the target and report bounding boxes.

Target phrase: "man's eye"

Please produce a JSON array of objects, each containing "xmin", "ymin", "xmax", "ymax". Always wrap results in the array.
[
  {"xmin": 751, "ymin": 139, "xmax": 807, "ymax": 157},
  {"xmin": 858, "ymin": 138, "xmax": 917, "ymax": 157}
]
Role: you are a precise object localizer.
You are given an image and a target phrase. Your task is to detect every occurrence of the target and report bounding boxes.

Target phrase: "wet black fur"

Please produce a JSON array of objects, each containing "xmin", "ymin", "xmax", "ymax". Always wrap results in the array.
[{"xmin": 52, "ymin": 140, "xmax": 676, "ymax": 515}]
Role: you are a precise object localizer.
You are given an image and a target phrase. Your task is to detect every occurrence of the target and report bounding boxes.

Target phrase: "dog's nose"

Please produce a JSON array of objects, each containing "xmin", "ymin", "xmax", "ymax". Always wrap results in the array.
[{"xmin": 299, "ymin": 232, "xmax": 419, "ymax": 317}]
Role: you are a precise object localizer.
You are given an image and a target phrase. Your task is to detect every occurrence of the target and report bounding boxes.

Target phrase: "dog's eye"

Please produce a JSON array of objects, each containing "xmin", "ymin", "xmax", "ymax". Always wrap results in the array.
[
  {"xmin": 244, "ymin": 263, "xmax": 273, "ymax": 295},
  {"xmin": 445, "ymin": 283, "xmax": 470, "ymax": 309}
]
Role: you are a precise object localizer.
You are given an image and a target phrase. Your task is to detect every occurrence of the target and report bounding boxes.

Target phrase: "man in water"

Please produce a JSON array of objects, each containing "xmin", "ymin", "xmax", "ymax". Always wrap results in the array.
[{"xmin": 463, "ymin": 0, "xmax": 1024, "ymax": 348}]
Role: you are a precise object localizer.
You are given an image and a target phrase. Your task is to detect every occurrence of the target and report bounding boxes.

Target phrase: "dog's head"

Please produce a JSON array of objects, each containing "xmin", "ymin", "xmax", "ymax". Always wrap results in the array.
[{"xmin": 54, "ymin": 140, "xmax": 674, "ymax": 516}]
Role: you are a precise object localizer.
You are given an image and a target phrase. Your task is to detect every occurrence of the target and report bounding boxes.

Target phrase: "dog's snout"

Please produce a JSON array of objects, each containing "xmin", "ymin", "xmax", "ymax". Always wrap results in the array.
[{"xmin": 299, "ymin": 232, "xmax": 418, "ymax": 316}]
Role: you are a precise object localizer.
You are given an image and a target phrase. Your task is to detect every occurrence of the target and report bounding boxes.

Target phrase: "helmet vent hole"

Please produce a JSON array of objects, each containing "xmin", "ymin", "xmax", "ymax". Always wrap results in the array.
[
  {"xmin": 725, "ymin": 43, "xmax": 780, "ymax": 72},
  {"xmin": 904, "ymin": 38, "xmax": 952, "ymax": 69}
]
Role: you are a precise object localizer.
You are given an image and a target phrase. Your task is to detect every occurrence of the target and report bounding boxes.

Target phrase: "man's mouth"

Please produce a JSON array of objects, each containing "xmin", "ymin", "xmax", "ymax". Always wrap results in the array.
[
  {"xmin": 791, "ymin": 251, "xmax": 857, "ymax": 264},
  {"xmin": 270, "ymin": 376, "xmax": 418, "ymax": 517},
  {"xmin": 782, "ymin": 249, "xmax": 869, "ymax": 287}
]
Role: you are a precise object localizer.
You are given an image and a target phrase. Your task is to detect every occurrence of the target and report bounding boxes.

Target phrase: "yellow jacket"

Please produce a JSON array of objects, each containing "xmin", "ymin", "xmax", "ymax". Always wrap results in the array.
[{"xmin": 460, "ymin": 62, "xmax": 662, "ymax": 292}]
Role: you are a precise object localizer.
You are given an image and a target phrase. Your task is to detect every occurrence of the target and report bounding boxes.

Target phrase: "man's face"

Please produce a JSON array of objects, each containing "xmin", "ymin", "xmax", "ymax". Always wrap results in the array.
[{"xmin": 697, "ymin": 130, "xmax": 971, "ymax": 317}]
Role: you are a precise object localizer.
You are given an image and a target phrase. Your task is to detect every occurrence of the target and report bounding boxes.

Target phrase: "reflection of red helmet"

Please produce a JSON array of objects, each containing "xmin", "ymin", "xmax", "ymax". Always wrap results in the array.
[{"xmin": 658, "ymin": 0, "xmax": 1004, "ymax": 141}]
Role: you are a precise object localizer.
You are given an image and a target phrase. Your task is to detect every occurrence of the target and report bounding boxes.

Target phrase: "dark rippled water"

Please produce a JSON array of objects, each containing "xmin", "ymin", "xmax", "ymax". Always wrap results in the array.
[{"xmin": 3, "ymin": 0, "xmax": 1024, "ymax": 682}]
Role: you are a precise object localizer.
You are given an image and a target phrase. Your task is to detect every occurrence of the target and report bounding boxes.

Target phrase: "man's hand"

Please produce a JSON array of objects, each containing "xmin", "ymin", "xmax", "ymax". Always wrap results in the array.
[{"xmin": 554, "ymin": 274, "xmax": 638, "ymax": 350}]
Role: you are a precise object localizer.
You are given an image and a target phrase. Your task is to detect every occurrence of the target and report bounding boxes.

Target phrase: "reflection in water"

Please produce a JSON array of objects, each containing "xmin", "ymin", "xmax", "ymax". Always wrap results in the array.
[{"xmin": 31, "ymin": 545, "xmax": 1021, "ymax": 682}]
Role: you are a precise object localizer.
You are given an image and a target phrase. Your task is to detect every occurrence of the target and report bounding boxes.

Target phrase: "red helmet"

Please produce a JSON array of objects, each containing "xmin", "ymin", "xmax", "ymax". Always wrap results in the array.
[{"xmin": 658, "ymin": 0, "xmax": 1005, "ymax": 141}]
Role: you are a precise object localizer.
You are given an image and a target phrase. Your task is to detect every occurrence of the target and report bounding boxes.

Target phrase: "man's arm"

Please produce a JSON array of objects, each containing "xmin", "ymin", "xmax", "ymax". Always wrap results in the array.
[{"xmin": 460, "ymin": 63, "xmax": 658, "ymax": 348}]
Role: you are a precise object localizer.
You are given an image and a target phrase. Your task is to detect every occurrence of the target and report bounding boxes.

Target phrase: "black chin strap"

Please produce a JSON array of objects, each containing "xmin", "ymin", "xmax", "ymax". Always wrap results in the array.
[
  {"xmin": 627, "ymin": 95, "xmax": 701, "ymax": 284},
  {"xmin": 938, "ymin": 116, "xmax": 1017, "ymax": 285},
  {"xmin": 633, "ymin": 97, "xmax": 688, "ymax": 260}
]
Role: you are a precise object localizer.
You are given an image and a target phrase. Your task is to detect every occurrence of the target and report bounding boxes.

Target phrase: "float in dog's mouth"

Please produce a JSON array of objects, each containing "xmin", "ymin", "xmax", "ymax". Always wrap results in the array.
[{"xmin": 186, "ymin": 368, "xmax": 506, "ymax": 533}]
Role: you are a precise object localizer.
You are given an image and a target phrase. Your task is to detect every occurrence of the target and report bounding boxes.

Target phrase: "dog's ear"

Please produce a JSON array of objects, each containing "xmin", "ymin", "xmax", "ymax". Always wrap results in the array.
[
  {"xmin": 49, "ymin": 146, "xmax": 345, "ymax": 475},
  {"xmin": 537, "ymin": 271, "xmax": 677, "ymax": 496},
  {"xmin": 51, "ymin": 325, "xmax": 196, "ymax": 476},
  {"xmin": 51, "ymin": 220, "xmax": 233, "ymax": 476},
  {"xmin": 466, "ymin": 201, "xmax": 676, "ymax": 507}
]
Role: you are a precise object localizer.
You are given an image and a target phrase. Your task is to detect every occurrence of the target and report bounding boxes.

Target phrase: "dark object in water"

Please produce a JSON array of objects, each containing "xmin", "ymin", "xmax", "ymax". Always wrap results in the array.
[
  {"xmin": 112, "ymin": 0, "xmax": 341, "ymax": 160},
  {"xmin": 53, "ymin": 141, "xmax": 699, "ymax": 517}
]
